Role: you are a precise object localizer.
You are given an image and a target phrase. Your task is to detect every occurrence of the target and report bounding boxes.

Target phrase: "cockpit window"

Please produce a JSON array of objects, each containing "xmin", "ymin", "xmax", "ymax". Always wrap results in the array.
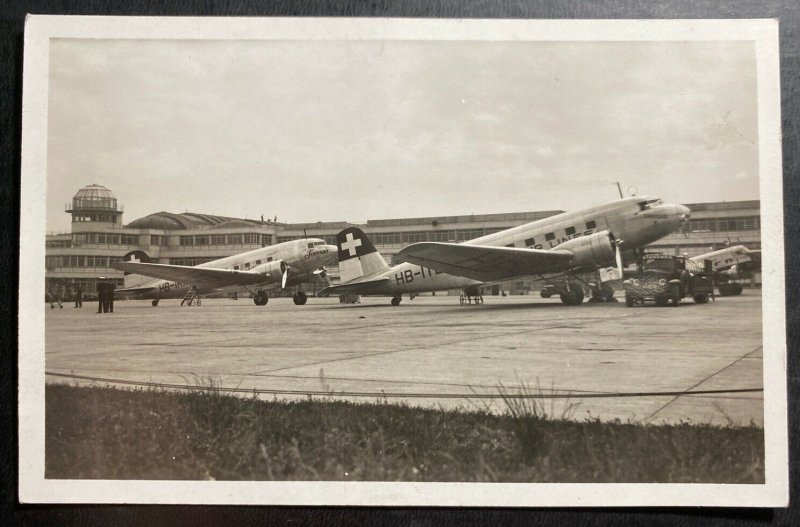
[
  {"xmin": 307, "ymin": 242, "xmax": 315, "ymax": 249},
  {"xmin": 314, "ymin": 241, "xmax": 324, "ymax": 246},
  {"xmin": 638, "ymin": 199, "xmax": 664, "ymax": 211}
]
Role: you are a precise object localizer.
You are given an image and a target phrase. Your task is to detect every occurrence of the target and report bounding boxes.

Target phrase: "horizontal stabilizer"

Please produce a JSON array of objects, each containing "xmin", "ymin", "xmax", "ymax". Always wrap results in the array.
[{"xmin": 318, "ymin": 278, "xmax": 391, "ymax": 296}]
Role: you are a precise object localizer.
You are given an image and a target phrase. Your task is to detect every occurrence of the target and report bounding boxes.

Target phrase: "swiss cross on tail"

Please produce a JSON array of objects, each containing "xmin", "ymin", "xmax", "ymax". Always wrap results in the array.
[{"xmin": 336, "ymin": 227, "xmax": 377, "ymax": 261}]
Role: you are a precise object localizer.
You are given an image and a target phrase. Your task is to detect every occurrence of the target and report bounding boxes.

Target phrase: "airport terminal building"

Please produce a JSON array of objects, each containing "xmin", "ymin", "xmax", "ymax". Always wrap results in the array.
[{"xmin": 45, "ymin": 184, "xmax": 762, "ymax": 298}]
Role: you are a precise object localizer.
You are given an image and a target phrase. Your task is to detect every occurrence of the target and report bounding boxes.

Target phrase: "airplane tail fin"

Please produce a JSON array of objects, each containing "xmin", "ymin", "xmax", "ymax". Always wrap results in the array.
[
  {"xmin": 335, "ymin": 227, "xmax": 389, "ymax": 284},
  {"xmin": 121, "ymin": 250, "xmax": 157, "ymax": 288}
]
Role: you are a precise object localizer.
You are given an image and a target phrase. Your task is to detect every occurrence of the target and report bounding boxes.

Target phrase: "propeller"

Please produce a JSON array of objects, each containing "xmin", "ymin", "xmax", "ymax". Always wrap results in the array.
[
  {"xmin": 613, "ymin": 238, "xmax": 625, "ymax": 280},
  {"xmin": 281, "ymin": 266, "xmax": 290, "ymax": 289}
]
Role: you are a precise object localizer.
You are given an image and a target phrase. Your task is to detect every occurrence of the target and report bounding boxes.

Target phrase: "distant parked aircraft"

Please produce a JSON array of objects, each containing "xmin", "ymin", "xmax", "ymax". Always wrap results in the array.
[
  {"xmin": 691, "ymin": 244, "xmax": 761, "ymax": 296},
  {"xmin": 111, "ymin": 238, "xmax": 337, "ymax": 306}
]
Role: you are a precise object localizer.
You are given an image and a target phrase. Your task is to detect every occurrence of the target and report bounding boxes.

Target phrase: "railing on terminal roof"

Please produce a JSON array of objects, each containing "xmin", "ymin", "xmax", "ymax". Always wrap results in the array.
[
  {"xmin": 282, "ymin": 221, "xmax": 352, "ymax": 230},
  {"xmin": 65, "ymin": 201, "xmax": 124, "ymax": 212}
]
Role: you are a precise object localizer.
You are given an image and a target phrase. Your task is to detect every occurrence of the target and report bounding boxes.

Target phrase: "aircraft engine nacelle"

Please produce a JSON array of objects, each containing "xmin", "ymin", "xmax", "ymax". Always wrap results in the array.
[
  {"xmin": 554, "ymin": 230, "xmax": 616, "ymax": 269},
  {"xmin": 251, "ymin": 260, "xmax": 287, "ymax": 280}
]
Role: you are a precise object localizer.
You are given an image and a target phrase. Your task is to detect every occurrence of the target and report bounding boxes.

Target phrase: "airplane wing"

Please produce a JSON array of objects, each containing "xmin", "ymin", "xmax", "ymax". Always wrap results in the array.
[
  {"xmin": 111, "ymin": 261, "xmax": 271, "ymax": 287},
  {"xmin": 317, "ymin": 278, "xmax": 391, "ymax": 296},
  {"xmin": 396, "ymin": 243, "xmax": 574, "ymax": 282}
]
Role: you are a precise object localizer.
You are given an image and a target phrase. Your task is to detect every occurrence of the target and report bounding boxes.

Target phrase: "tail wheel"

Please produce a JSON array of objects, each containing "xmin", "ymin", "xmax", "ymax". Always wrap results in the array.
[
  {"xmin": 151, "ymin": 299, "xmax": 159, "ymax": 307},
  {"xmin": 293, "ymin": 292, "xmax": 308, "ymax": 305}
]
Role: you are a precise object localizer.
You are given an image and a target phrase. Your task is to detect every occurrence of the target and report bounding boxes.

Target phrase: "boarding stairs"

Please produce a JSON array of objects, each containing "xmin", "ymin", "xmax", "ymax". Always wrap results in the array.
[{"xmin": 181, "ymin": 286, "xmax": 199, "ymax": 306}]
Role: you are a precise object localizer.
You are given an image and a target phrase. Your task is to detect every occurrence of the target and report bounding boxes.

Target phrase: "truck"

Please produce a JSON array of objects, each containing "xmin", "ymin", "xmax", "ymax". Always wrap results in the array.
[{"xmin": 622, "ymin": 253, "xmax": 713, "ymax": 307}]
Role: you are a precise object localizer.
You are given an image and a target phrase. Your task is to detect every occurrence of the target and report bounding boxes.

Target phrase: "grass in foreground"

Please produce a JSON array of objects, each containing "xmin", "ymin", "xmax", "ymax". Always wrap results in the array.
[{"xmin": 45, "ymin": 383, "xmax": 764, "ymax": 483}]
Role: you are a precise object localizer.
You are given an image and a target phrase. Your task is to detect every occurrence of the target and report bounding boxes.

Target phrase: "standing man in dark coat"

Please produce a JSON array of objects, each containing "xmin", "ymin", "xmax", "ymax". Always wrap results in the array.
[
  {"xmin": 97, "ymin": 278, "xmax": 106, "ymax": 313},
  {"xmin": 107, "ymin": 280, "xmax": 116, "ymax": 313},
  {"xmin": 74, "ymin": 286, "xmax": 83, "ymax": 308}
]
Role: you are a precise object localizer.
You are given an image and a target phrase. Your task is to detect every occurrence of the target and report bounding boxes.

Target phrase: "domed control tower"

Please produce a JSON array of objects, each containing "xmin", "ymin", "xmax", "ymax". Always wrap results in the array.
[{"xmin": 65, "ymin": 184, "xmax": 124, "ymax": 230}]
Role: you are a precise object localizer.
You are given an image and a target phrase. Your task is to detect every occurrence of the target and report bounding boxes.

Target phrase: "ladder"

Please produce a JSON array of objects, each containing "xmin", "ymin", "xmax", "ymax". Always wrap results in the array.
[{"xmin": 181, "ymin": 286, "xmax": 199, "ymax": 306}]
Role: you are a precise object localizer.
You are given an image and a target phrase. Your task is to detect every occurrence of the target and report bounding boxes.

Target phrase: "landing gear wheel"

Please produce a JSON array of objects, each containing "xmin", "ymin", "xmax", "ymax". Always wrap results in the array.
[
  {"xmin": 293, "ymin": 292, "xmax": 308, "ymax": 305},
  {"xmin": 152, "ymin": 299, "xmax": 159, "ymax": 307},
  {"xmin": 253, "ymin": 292, "xmax": 269, "ymax": 306},
  {"xmin": 671, "ymin": 285, "xmax": 681, "ymax": 307},
  {"xmin": 391, "ymin": 296, "xmax": 402, "ymax": 306},
  {"xmin": 559, "ymin": 284, "xmax": 584, "ymax": 306}
]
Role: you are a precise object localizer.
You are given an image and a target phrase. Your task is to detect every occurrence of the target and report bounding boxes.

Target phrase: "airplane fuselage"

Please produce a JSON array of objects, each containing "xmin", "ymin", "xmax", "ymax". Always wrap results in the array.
[
  {"xmin": 344, "ymin": 196, "xmax": 687, "ymax": 295},
  {"xmin": 464, "ymin": 196, "xmax": 686, "ymax": 259}
]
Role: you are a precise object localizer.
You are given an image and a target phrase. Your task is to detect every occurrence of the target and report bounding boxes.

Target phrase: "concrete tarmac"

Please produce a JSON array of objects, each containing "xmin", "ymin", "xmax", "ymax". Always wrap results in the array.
[{"xmin": 44, "ymin": 292, "xmax": 764, "ymax": 426}]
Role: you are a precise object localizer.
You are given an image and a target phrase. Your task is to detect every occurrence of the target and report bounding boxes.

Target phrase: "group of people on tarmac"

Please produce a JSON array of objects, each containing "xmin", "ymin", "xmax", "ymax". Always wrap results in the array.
[
  {"xmin": 96, "ymin": 278, "xmax": 116, "ymax": 314},
  {"xmin": 47, "ymin": 279, "xmax": 116, "ymax": 312}
]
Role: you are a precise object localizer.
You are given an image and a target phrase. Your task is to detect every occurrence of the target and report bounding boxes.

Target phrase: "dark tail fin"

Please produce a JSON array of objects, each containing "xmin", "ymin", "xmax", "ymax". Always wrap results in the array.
[{"xmin": 336, "ymin": 227, "xmax": 389, "ymax": 283}]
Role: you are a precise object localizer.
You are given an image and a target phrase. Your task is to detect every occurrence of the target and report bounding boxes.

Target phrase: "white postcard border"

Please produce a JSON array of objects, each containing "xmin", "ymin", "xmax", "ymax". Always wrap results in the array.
[{"xmin": 19, "ymin": 15, "xmax": 788, "ymax": 507}]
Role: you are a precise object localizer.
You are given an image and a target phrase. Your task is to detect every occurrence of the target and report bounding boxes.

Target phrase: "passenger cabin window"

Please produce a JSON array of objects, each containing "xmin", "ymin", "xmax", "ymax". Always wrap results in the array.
[
  {"xmin": 244, "ymin": 262, "xmax": 251, "ymax": 270},
  {"xmin": 565, "ymin": 226, "xmax": 576, "ymax": 236},
  {"xmin": 267, "ymin": 257, "xmax": 273, "ymax": 262},
  {"xmin": 255, "ymin": 260, "xmax": 262, "ymax": 265},
  {"xmin": 585, "ymin": 220, "xmax": 596, "ymax": 230},
  {"xmin": 525, "ymin": 238, "xmax": 535, "ymax": 246},
  {"xmin": 233, "ymin": 265, "xmax": 240, "ymax": 270},
  {"xmin": 545, "ymin": 232, "xmax": 555, "ymax": 241},
  {"xmin": 506, "ymin": 243, "xmax": 515, "ymax": 248}
]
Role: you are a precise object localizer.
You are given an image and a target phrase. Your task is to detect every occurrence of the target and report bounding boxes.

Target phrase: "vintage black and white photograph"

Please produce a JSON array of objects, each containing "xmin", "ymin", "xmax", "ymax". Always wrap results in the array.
[{"xmin": 19, "ymin": 16, "xmax": 787, "ymax": 506}]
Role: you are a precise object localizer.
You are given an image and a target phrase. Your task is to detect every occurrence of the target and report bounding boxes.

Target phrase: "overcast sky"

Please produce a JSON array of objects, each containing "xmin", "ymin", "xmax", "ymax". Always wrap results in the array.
[{"xmin": 46, "ymin": 38, "xmax": 758, "ymax": 232}]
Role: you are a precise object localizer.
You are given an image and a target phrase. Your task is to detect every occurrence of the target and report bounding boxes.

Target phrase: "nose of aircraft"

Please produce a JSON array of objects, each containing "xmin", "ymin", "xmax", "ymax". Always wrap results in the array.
[{"xmin": 675, "ymin": 204, "xmax": 691, "ymax": 226}]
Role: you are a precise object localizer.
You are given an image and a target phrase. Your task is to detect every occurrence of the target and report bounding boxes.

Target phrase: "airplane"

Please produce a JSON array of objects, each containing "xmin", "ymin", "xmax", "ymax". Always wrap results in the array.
[
  {"xmin": 321, "ymin": 196, "xmax": 690, "ymax": 306},
  {"xmin": 690, "ymin": 244, "xmax": 761, "ymax": 296},
  {"xmin": 318, "ymin": 227, "xmax": 484, "ymax": 305},
  {"xmin": 394, "ymin": 196, "xmax": 690, "ymax": 305},
  {"xmin": 111, "ymin": 238, "xmax": 338, "ymax": 306}
]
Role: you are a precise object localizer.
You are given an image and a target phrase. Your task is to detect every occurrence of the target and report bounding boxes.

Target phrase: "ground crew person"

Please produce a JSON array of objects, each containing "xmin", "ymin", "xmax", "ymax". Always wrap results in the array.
[{"xmin": 74, "ymin": 286, "xmax": 83, "ymax": 308}]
